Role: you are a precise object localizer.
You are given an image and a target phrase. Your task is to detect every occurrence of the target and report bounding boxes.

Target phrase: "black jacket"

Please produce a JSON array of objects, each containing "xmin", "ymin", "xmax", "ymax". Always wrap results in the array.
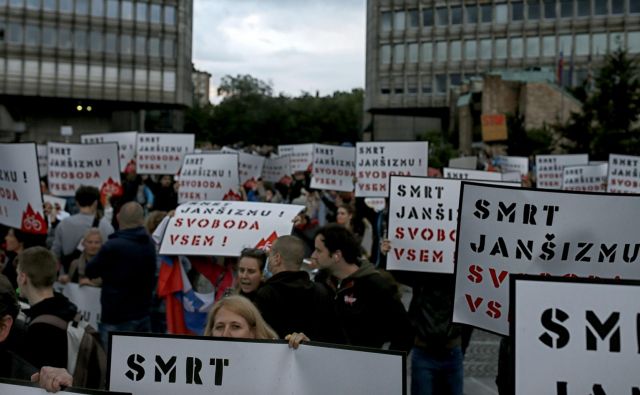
[
  {"xmin": 254, "ymin": 271, "xmax": 343, "ymax": 343},
  {"xmin": 23, "ymin": 293, "xmax": 78, "ymax": 369},
  {"xmin": 327, "ymin": 262, "xmax": 414, "ymax": 352},
  {"xmin": 86, "ymin": 226, "xmax": 157, "ymax": 324},
  {"xmin": 0, "ymin": 348, "xmax": 37, "ymax": 381}
]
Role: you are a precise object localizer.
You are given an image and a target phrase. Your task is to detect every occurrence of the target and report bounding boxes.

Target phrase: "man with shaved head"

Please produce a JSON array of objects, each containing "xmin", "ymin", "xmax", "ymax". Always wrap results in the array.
[
  {"xmin": 86, "ymin": 202, "xmax": 157, "ymax": 347},
  {"xmin": 254, "ymin": 235, "xmax": 343, "ymax": 343}
]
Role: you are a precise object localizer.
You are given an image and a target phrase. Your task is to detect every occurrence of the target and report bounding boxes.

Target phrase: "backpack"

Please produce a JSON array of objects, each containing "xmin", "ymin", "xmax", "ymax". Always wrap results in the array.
[{"xmin": 30, "ymin": 313, "xmax": 107, "ymax": 389}]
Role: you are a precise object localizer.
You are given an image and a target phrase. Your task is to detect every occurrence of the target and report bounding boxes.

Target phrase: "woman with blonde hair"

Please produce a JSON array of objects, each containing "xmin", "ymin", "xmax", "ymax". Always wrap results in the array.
[{"xmin": 58, "ymin": 227, "xmax": 103, "ymax": 286}]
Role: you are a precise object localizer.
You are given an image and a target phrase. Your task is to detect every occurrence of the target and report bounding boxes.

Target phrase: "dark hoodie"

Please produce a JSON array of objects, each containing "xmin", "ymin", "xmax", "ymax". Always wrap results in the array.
[
  {"xmin": 86, "ymin": 226, "xmax": 157, "ymax": 324},
  {"xmin": 23, "ymin": 293, "xmax": 78, "ymax": 369},
  {"xmin": 254, "ymin": 271, "xmax": 343, "ymax": 343}
]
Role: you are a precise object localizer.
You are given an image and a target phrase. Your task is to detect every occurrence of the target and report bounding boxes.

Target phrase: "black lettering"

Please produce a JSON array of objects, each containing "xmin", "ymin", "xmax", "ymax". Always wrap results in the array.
[
  {"xmin": 155, "ymin": 355, "xmax": 177, "ymax": 383},
  {"xmin": 186, "ymin": 357, "xmax": 203, "ymax": 385},
  {"xmin": 125, "ymin": 354, "xmax": 145, "ymax": 382},
  {"xmin": 586, "ymin": 311, "xmax": 621, "ymax": 352},
  {"xmin": 539, "ymin": 308, "xmax": 570, "ymax": 349}
]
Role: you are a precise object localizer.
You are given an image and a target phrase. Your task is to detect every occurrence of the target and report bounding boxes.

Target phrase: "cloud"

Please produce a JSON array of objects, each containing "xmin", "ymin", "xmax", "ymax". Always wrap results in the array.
[{"xmin": 192, "ymin": 1, "xmax": 365, "ymax": 100}]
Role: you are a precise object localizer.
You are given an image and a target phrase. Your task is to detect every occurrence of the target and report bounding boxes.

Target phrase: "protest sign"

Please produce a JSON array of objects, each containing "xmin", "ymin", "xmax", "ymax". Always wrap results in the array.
[
  {"xmin": 364, "ymin": 198, "xmax": 386, "ymax": 213},
  {"xmin": 355, "ymin": 142, "xmax": 428, "ymax": 198},
  {"xmin": 108, "ymin": 333, "xmax": 405, "ymax": 395},
  {"xmin": 37, "ymin": 144, "xmax": 48, "ymax": 177},
  {"xmin": 81, "ymin": 132, "xmax": 138, "ymax": 172},
  {"xmin": 62, "ymin": 283, "xmax": 102, "ymax": 328},
  {"xmin": 501, "ymin": 171, "xmax": 522, "ymax": 183},
  {"xmin": 511, "ymin": 276, "xmax": 640, "ymax": 395},
  {"xmin": 47, "ymin": 142, "xmax": 121, "ymax": 198},
  {"xmin": 177, "ymin": 153, "xmax": 239, "ymax": 203},
  {"xmin": 444, "ymin": 168, "xmax": 503, "ymax": 181},
  {"xmin": 136, "ymin": 133, "xmax": 195, "ymax": 175},
  {"xmin": 0, "ymin": 378, "xmax": 130, "ymax": 394},
  {"xmin": 278, "ymin": 144, "xmax": 314, "ymax": 172},
  {"xmin": 310, "ymin": 144, "xmax": 355, "ymax": 192},
  {"xmin": 261, "ymin": 156, "xmax": 291, "ymax": 184},
  {"xmin": 387, "ymin": 177, "xmax": 516, "ymax": 273},
  {"xmin": 453, "ymin": 183, "xmax": 640, "ymax": 335},
  {"xmin": 607, "ymin": 154, "xmax": 640, "ymax": 194},
  {"xmin": 158, "ymin": 201, "xmax": 304, "ymax": 256},
  {"xmin": 221, "ymin": 147, "xmax": 265, "ymax": 185},
  {"xmin": 562, "ymin": 163, "xmax": 608, "ymax": 192},
  {"xmin": 496, "ymin": 156, "xmax": 529, "ymax": 176},
  {"xmin": 0, "ymin": 143, "xmax": 46, "ymax": 233},
  {"xmin": 448, "ymin": 156, "xmax": 478, "ymax": 170},
  {"xmin": 536, "ymin": 154, "xmax": 589, "ymax": 190},
  {"xmin": 43, "ymin": 194, "xmax": 67, "ymax": 212}
]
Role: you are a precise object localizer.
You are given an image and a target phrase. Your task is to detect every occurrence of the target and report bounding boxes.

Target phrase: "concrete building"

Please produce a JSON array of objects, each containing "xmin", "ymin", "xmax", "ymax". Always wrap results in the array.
[
  {"xmin": 365, "ymin": 0, "xmax": 640, "ymax": 140},
  {"xmin": 192, "ymin": 67, "xmax": 211, "ymax": 107},
  {"xmin": 0, "ymin": 0, "xmax": 193, "ymax": 142}
]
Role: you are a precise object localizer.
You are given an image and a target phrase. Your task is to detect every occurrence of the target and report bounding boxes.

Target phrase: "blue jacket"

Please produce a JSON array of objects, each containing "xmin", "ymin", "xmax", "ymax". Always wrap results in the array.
[{"xmin": 86, "ymin": 226, "xmax": 157, "ymax": 324}]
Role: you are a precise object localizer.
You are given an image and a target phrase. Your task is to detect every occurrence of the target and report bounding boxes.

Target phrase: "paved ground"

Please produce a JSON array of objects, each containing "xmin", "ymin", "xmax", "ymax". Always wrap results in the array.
[{"xmin": 463, "ymin": 329, "xmax": 500, "ymax": 395}]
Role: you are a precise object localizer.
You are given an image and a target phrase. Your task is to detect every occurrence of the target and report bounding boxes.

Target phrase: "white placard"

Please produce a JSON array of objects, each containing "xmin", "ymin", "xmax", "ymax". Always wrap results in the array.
[
  {"xmin": 0, "ymin": 380, "xmax": 129, "ymax": 394},
  {"xmin": 62, "ymin": 283, "xmax": 102, "ymax": 328},
  {"xmin": 536, "ymin": 154, "xmax": 589, "ymax": 190},
  {"xmin": 562, "ymin": 163, "xmax": 608, "ymax": 192},
  {"xmin": 355, "ymin": 142, "xmax": 428, "ymax": 198},
  {"xmin": 47, "ymin": 142, "xmax": 121, "ymax": 197},
  {"xmin": 177, "ymin": 154, "xmax": 240, "ymax": 203},
  {"xmin": 364, "ymin": 198, "xmax": 386, "ymax": 213},
  {"xmin": 0, "ymin": 143, "xmax": 46, "ymax": 233},
  {"xmin": 496, "ymin": 156, "xmax": 529, "ymax": 176},
  {"xmin": 453, "ymin": 183, "xmax": 640, "ymax": 335},
  {"xmin": 278, "ymin": 144, "xmax": 314, "ymax": 172},
  {"xmin": 310, "ymin": 144, "xmax": 355, "ymax": 192},
  {"xmin": 443, "ymin": 168, "xmax": 503, "ymax": 181},
  {"xmin": 448, "ymin": 156, "xmax": 477, "ymax": 170},
  {"xmin": 158, "ymin": 201, "xmax": 304, "ymax": 256},
  {"xmin": 513, "ymin": 277, "xmax": 640, "ymax": 395},
  {"xmin": 136, "ymin": 133, "xmax": 195, "ymax": 175},
  {"xmin": 36, "ymin": 144, "xmax": 48, "ymax": 177},
  {"xmin": 43, "ymin": 194, "xmax": 67, "ymax": 211},
  {"xmin": 607, "ymin": 154, "xmax": 640, "ymax": 194},
  {"xmin": 81, "ymin": 132, "xmax": 138, "ymax": 172},
  {"xmin": 221, "ymin": 147, "xmax": 265, "ymax": 185},
  {"xmin": 501, "ymin": 171, "xmax": 522, "ymax": 183},
  {"xmin": 387, "ymin": 177, "xmax": 518, "ymax": 273},
  {"xmin": 261, "ymin": 156, "xmax": 291, "ymax": 184},
  {"xmin": 108, "ymin": 333, "xmax": 405, "ymax": 395}
]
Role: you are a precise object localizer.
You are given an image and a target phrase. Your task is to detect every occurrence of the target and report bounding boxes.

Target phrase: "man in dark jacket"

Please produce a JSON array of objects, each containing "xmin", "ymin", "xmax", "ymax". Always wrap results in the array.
[
  {"xmin": 86, "ymin": 202, "xmax": 157, "ymax": 348},
  {"xmin": 16, "ymin": 247, "xmax": 78, "ymax": 370},
  {"xmin": 254, "ymin": 235, "xmax": 342, "ymax": 343},
  {"xmin": 311, "ymin": 224, "xmax": 413, "ymax": 352}
]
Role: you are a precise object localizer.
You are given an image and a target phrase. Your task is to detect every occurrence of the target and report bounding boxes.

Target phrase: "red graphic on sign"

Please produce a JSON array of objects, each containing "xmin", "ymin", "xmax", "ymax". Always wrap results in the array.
[
  {"xmin": 21, "ymin": 204, "xmax": 47, "ymax": 235},
  {"xmin": 255, "ymin": 231, "xmax": 278, "ymax": 252},
  {"xmin": 223, "ymin": 189, "xmax": 242, "ymax": 201},
  {"xmin": 100, "ymin": 177, "xmax": 123, "ymax": 206}
]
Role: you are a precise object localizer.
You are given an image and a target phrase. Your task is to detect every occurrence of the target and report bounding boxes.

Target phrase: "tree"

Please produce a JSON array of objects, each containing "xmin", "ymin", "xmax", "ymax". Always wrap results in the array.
[{"xmin": 217, "ymin": 74, "xmax": 273, "ymax": 98}]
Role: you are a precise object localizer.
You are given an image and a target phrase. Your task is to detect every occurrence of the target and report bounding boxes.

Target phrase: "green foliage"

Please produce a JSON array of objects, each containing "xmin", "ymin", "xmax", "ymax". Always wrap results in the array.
[
  {"xmin": 507, "ymin": 113, "xmax": 553, "ymax": 156},
  {"xmin": 417, "ymin": 130, "xmax": 456, "ymax": 169}
]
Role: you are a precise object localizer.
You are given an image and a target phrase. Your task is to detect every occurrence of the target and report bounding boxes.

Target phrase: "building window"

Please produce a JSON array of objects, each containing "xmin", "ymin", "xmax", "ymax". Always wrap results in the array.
[
  {"xmin": 393, "ymin": 44, "xmax": 404, "ymax": 63},
  {"xmin": 632, "ymin": 0, "xmax": 640, "ymax": 13},
  {"xmin": 394, "ymin": 81, "xmax": 404, "ymax": 94},
  {"xmin": 609, "ymin": 32, "xmax": 623, "ymax": 51},
  {"xmin": 526, "ymin": 37, "xmax": 540, "ymax": 57},
  {"xmin": 421, "ymin": 79, "xmax": 432, "ymax": 94},
  {"xmin": 560, "ymin": 0, "xmax": 573, "ymax": 16},
  {"xmin": 150, "ymin": 4, "xmax": 162, "ymax": 23},
  {"xmin": 380, "ymin": 78, "xmax": 390, "ymax": 94},
  {"xmin": 149, "ymin": 37, "xmax": 160, "ymax": 56},
  {"xmin": 435, "ymin": 74, "xmax": 447, "ymax": 94},
  {"xmin": 42, "ymin": 26, "xmax": 56, "ymax": 47},
  {"xmin": 511, "ymin": 37, "xmax": 524, "ymax": 57},
  {"xmin": 423, "ymin": 8, "xmax": 434, "ymax": 27},
  {"xmin": 104, "ymin": 66, "xmax": 117, "ymax": 87},
  {"xmin": 592, "ymin": 32, "xmax": 607, "ymax": 54},
  {"xmin": 136, "ymin": 2, "xmax": 147, "ymax": 22},
  {"xmin": 451, "ymin": 6, "xmax": 462, "ymax": 24},
  {"xmin": 59, "ymin": 0, "xmax": 72, "ymax": 13},
  {"xmin": 25, "ymin": 24, "xmax": 39, "ymax": 46},
  {"xmin": 149, "ymin": 70, "xmax": 162, "ymax": 90},
  {"xmin": 496, "ymin": 38, "xmax": 508, "ymax": 59},
  {"xmin": 163, "ymin": 70, "xmax": 176, "ymax": 92},
  {"xmin": 58, "ymin": 27, "xmax": 71, "ymax": 49},
  {"xmin": 436, "ymin": 7, "xmax": 448, "ymax": 25},
  {"xmin": 450, "ymin": 73, "xmax": 462, "ymax": 86},
  {"xmin": 26, "ymin": 0, "xmax": 38, "ymax": 9},
  {"xmin": 135, "ymin": 69, "xmax": 147, "ymax": 88},
  {"xmin": 380, "ymin": 11, "xmax": 391, "ymax": 31},
  {"xmin": 105, "ymin": 32, "xmax": 116, "ymax": 53},
  {"xmin": 422, "ymin": 42, "xmax": 433, "ymax": 62},
  {"xmin": 465, "ymin": 40, "xmax": 477, "ymax": 60},
  {"xmin": 436, "ymin": 41, "xmax": 447, "ymax": 62},
  {"xmin": 393, "ymin": 11, "xmax": 405, "ymax": 30},
  {"xmin": 135, "ymin": 36, "xmax": 146, "ymax": 55},
  {"xmin": 559, "ymin": 35, "xmax": 573, "ymax": 54},
  {"xmin": 512, "ymin": 2, "xmax": 524, "ymax": 20},
  {"xmin": 74, "ymin": 30, "xmax": 87, "ymax": 51},
  {"xmin": 575, "ymin": 34, "xmax": 589, "ymax": 55},
  {"xmin": 480, "ymin": 39, "xmax": 492, "ymax": 59},
  {"xmin": 43, "ymin": 0, "xmax": 55, "ymax": 11},
  {"xmin": 380, "ymin": 44, "xmax": 391, "ymax": 64},
  {"xmin": 611, "ymin": 0, "xmax": 624, "ymax": 14},
  {"xmin": 628, "ymin": 32, "xmax": 640, "ymax": 52},
  {"xmin": 407, "ymin": 77, "xmax": 418, "ymax": 95},
  {"xmin": 91, "ymin": 0, "xmax": 103, "ymax": 16},
  {"xmin": 90, "ymin": 30, "xmax": 103, "ymax": 52},
  {"xmin": 542, "ymin": 35, "xmax": 556, "ymax": 56},
  {"xmin": 58, "ymin": 63, "xmax": 72, "ymax": 81},
  {"xmin": 594, "ymin": 0, "xmax": 607, "ymax": 15},
  {"xmin": 495, "ymin": 4, "xmax": 508, "ymax": 23},
  {"xmin": 73, "ymin": 64, "xmax": 88, "ymax": 82},
  {"xmin": 41, "ymin": 61, "xmax": 55, "ymax": 79},
  {"xmin": 408, "ymin": 9, "xmax": 419, "ymax": 28},
  {"xmin": 466, "ymin": 4, "xmax": 478, "ymax": 23},
  {"xmin": 89, "ymin": 65, "xmax": 103, "ymax": 85},
  {"xmin": 451, "ymin": 40, "xmax": 462, "ymax": 61},
  {"xmin": 120, "ymin": 34, "xmax": 132, "ymax": 55},
  {"xmin": 481, "ymin": 4, "xmax": 492, "ymax": 22},
  {"xmin": 121, "ymin": 1, "xmax": 133, "ymax": 20},
  {"xmin": 544, "ymin": 0, "xmax": 556, "ymax": 18},
  {"xmin": 106, "ymin": 0, "xmax": 118, "ymax": 18},
  {"xmin": 120, "ymin": 67, "xmax": 133, "ymax": 85},
  {"xmin": 163, "ymin": 38, "xmax": 174, "ymax": 57},
  {"xmin": 9, "ymin": 0, "xmax": 23, "ymax": 7},
  {"xmin": 408, "ymin": 43, "xmax": 418, "ymax": 63},
  {"xmin": 76, "ymin": 0, "xmax": 89, "ymax": 14},
  {"xmin": 528, "ymin": 1, "xmax": 541, "ymax": 19},
  {"xmin": 577, "ymin": 0, "xmax": 590, "ymax": 16},
  {"xmin": 164, "ymin": 5, "xmax": 176, "ymax": 25}
]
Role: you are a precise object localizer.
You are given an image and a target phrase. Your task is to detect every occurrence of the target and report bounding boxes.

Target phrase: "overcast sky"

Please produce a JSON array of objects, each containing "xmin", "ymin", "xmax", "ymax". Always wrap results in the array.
[{"xmin": 192, "ymin": 0, "xmax": 366, "ymax": 101}]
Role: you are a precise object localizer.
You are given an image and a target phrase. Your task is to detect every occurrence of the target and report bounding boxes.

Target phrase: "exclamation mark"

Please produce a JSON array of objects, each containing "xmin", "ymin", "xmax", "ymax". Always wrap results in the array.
[
  {"xmin": 222, "ymin": 236, "xmax": 228, "ymax": 247},
  {"xmin": 107, "ymin": 158, "xmax": 111, "ymax": 166},
  {"xmin": 279, "ymin": 211, "xmax": 284, "ymax": 217},
  {"xmin": 23, "ymin": 171, "xmax": 27, "ymax": 183},
  {"xmin": 419, "ymin": 159, "xmax": 423, "ymax": 167}
]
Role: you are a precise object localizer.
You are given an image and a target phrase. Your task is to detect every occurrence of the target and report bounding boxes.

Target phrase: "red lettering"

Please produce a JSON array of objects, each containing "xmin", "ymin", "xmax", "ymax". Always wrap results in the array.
[
  {"xmin": 467, "ymin": 265, "xmax": 483, "ymax": 283},
  {"xmin": 489, "ymin": 268, "xmax": 509, "ymax": 289},
  {"xmin": 465, "ymin": 294, "xmax": 483, "ymax": 313}
]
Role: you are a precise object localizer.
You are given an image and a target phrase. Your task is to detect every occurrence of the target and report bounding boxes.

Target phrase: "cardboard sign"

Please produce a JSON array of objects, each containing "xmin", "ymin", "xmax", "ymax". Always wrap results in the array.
[
  {"xmin": 221, "ymin": 147, "xmax": 265, "ymax": 185},
  {"xmin": 81, "ymin": 132, "xmax": 138, "ymax": 172},
  {"xmin": 108, "ymin": 333, "xmax": 405, "ymax": 395},
  {"xmin": 536, "ymin": 154, "xmax": 589, "ymax": 190},
  {"xmin": 448, "ymin": 156, "xmax": 478, "ymax": 170},
  {"xmin": 562, "ymin": 163, "xmax": 608, "ymax": 192},
  {"xmin": 62, "ymin": 283, "xmax": 102, "ymax": 328},
  {"xmin": 355, "ymin": 142, "xmax": 428, "ymax": 198},
  {"xmin": 501, "ymin": 171, "xmax": 522, "ymax": 183},
  {"xmin": 481, "ymin": 114, "xmax": 508, "ymax": 142},
  {"xmin": 496, "ymin": 156, "xmax": 529, "ymax": 176},
  {"xmin": 453, "ymin": 183, "xmax": 640, "ymax": 335},
  {"xmin": 261, "ymin": 156, "xmax": 291, "ymax": 184},
  {"xmin": 43, "ymin": 194, "xmax": 67, "ymax": 212},
  {"xmin": 444, "ymin": 168, "xmax": 503, "ymax": 181},
  {"xmin": 36, "ymin": 144, "xmax": 48, "ymax": 177},
  {"xmin": 0, "ymin": 378, "xmax": 129, "ymax": 394},
  {"xmin": 310, "ymin": 144, "xmax": 355, "ymax": 192},
  {"xmin": 0, "ymin": 143, "xmax": 46, "ymax": 233},
  {"xmin": 607, "ymin": 154, "xmax": 640, "ymax": 194},
  {"xmin": 158, "ymin": 201, "xmax": 304, "ymax": 257},
  {"xmin": 177, "ymin": 154, "xmax": 239, "ymax": 203},
  {"xmin": 512, "ymin": 276, "xmax": 640, "ymax": 395},
  {"xmin": 136, "ymin": 133, "xmax": 195, "ymax": 175},
  {"xmin": 47, "ymin": 142, "xmax": 121, "ymax": 198},
  {"xmin": 278, "ymin": 144, "xmax": 314, "ymax": 172},
  {"xmin": 387, "ymin": 176, "xmax": 516, "ymax": 274}
]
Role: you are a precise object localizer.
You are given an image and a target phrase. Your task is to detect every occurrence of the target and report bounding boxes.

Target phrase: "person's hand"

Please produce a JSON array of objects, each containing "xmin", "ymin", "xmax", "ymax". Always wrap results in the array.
[
  {"xmin": 285, "ymin": 332, "xmax": 309, "ymax": 349},
  {"xmin": 380, "ymin": 239, "xmax": 391, "ymax": 256},
  {"xmin": 78, "ymin": 277, "xmax": 93, "ymax": 286},
  {"xmin": 57, "ymin": 274, "xmax": 70, "ymax": 284},
  {"xmin": 31, "ymin": 366, "xmax": 73, "ymax": 392}
]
